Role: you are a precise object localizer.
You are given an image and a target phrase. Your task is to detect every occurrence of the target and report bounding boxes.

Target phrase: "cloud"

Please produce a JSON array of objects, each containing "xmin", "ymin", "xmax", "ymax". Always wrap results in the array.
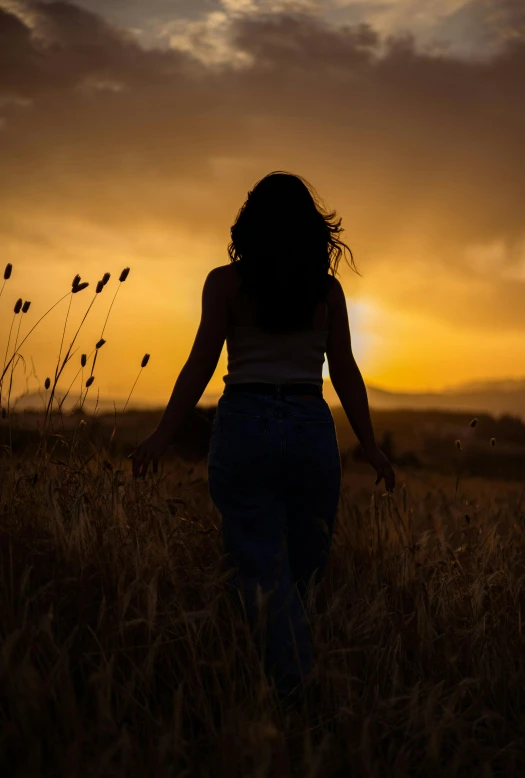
[
  {"xmin": 429, "ymin": 0, "xmax": 525, "ymax": 57},
  {"xmin": 0, "ymin": 1, "xmax": 198, "ymax": 97},
  {"xmin": 53, "ymin": 0, "xmax": 525, "ymax": 59},
  {"xmin": 0, "ymin": 1, "xmax": 524, "ymax": 338}
]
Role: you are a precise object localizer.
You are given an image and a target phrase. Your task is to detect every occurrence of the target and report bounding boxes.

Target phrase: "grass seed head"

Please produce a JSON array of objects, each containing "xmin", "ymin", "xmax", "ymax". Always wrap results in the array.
[
  {"xmin": 72, "ymin": 282, "xmax": 89, "ymax": 294},
  {"xmin": 119, "ymin": 267, "xmax": 130, "ymax": 283},
  {"xmin": 455, "ymin": 439, "xmax": 462, "ymax": 450},
  {"xmin": 96, "ymin": 280, "xmax": 104, "ymax": 294},
  {"xmin": 86, "ymin": 376, "xmax": 95, "ymax": 388},
  {"xmin": 14, "ymin": 298, "xmax": 22, "ymax": 314},
  {"xmin": 95, "ymin": 338, "xmax": 106, "ymax": 349},
  {"xmin": 141, "ymin": 353, "xmax": 150, "ymax": 368},
  {"xmin": 81, "ymin": 354, "xmax": 87, "ymax": 367},
  {"xmin": 470, "ymin": 418, "xmax": 478, "ymax": 428},
  {"xmin": 102, "ymin": 272, "xmax": 111, "ymax": 286},
  {"xmin": 72, "ymin": 274, "xmax": 81, "ymax": 290},
  {"xmin": 44, "ymin": 377, "xmax": 51, "ymax": 390},
  {"xmin": 4, "ymin": 263, "xmax": 12, "ymax": 280},
  {"xmin": 22, "ymin": 300, "xmax": 31, "ymax": 313}
]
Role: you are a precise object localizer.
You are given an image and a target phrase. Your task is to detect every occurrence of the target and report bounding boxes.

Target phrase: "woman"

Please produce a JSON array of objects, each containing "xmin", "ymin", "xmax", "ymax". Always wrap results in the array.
[{"xmin": 131, "ymin": 171, "xmax": 395, "ymax": 707}]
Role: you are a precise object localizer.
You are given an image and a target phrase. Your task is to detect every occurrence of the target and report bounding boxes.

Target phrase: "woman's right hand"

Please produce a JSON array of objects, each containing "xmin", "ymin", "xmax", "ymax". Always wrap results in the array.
[{"xmin": 362, "ymin": 443, "xmax": 396, "ymax": 493}]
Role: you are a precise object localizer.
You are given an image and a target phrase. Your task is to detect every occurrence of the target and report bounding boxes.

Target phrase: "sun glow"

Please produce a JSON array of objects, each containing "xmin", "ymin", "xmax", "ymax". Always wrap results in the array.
[{"xmin": 322, "ymin": 297, "xmax": 384, "ymax": 381}]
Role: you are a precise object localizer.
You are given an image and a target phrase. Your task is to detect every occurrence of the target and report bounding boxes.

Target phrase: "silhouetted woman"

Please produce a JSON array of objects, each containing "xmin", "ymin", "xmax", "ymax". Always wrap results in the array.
[{"xmin": 131, "ymin": 171, "xmax": 395, "ymax": 708}]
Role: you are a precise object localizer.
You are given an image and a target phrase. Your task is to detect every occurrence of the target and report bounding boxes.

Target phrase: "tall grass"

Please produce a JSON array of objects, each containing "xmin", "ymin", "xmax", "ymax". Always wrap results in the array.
[
  {"xmin": 1, "ymin": 445, "xmax": 524, "ymax": 777},
  {"xmin": 0, "ymin": 265, "xmax": 132, "ymax": 440},
  {"xmin": 1, "ymin": 267, "xmax": 525, "ymax": 776}
]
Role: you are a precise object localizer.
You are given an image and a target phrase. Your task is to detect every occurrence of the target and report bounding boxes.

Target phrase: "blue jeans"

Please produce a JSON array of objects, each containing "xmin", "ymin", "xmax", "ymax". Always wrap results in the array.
[{"xmin": 207, "ymin": 385, "xmax": 342, "ymax": 695}]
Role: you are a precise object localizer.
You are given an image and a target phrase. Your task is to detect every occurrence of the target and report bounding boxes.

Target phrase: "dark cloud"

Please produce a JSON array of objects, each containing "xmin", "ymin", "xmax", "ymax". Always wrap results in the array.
[
  {"xmin": 233, "ymin": 15, "xmax": 380, "ymax": 68},
  {"xmin": 69, "ymin": 0, "xmax": 215, "ymax": 34},
  {"xmin": 430, "ymin": 0, "xmax": 525, "ymax": 57},
  {"xmin": 0, "ymin": 2, "xmax": 524, "ymax": 333},
  {"xmin": 0, "ymin": 6, "xmax": 43, "ymax": 96},
  {"xmin": 0, "ymin": 1, "xmax": 198, "ymax": 96},
  {"xmin": 229, "ymin": 13, "xmax": 525, "ymax": 253}
]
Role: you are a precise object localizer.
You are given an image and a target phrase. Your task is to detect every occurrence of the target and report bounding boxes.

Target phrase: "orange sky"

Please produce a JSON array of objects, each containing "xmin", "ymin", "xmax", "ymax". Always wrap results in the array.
[{"xmin": 1, "ymin": 1, "xmax": 524, "ymax": 408}]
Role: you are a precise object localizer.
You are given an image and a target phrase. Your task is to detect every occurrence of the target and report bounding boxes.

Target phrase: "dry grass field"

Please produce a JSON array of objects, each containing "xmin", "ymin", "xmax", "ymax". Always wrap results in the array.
[
  {"xmin": 1, "ymin": 413, "xmax": 525, "ymax": 777},
  {"xmin": 2, "ymin": 268, "xmax": 525, "ymax": 776}
]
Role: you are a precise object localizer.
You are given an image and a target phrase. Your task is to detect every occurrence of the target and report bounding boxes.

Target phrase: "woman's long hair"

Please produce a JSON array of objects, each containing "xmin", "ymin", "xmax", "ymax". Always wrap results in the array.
[{"xmin": 227, "ymin": 171, "xmax": 359, "ymax": 333}]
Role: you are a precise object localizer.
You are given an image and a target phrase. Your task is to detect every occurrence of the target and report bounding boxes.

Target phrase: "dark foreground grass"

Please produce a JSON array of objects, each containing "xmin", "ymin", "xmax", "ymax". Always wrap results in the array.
[{"xmin": 1, "ymin": 435, "xmax": 525, "ymax": 778}]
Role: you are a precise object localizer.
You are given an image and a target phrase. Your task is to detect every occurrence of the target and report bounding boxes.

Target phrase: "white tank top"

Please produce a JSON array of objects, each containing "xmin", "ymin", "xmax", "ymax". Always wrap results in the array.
[{"xmin": 223, "ymin": 324, "xmax": 329, "ymax": 387}]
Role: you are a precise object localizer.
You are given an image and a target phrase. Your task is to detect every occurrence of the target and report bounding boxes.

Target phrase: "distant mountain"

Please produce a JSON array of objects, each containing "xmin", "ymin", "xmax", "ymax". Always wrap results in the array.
[
  {"xmin": 7, "ymin": 390, "xmax": 127, "ymax": 414},
  {"xmin": 7, "ymin": 377, "xmax": 525, "ymax": 422},
  {"xmin": 339, "ymin": 379, "xmax": 525, "ymax": 421},
  {"xmin": 202, "ymin": 378, "xmax": 525, "ymax": 421},
  {"xmin": 442, "ymin": 378, "xmax": 525, "ymax": 395}
]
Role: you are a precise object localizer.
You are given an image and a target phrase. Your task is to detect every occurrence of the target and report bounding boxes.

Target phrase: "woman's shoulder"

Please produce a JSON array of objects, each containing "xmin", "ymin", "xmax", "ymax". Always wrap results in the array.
[
  {"xmin": 209, "ymin": 262, "xmax": 240, "ymax": 289},
  {"xmin": 325, "ymin": 273, "xmax": 343, "ymax": 306}
]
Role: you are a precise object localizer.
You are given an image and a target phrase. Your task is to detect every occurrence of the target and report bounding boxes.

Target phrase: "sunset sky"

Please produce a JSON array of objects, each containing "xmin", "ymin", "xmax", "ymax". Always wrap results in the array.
[{"xmin": 1, "ymin": 0, "xmax": 524, "ymax": 407}]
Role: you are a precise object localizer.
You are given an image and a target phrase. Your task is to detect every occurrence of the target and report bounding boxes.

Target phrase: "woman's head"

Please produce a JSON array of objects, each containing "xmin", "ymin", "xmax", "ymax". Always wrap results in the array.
[{"xmin": 228, "ymin": 171, "xmax": 358, "ymax": 332}]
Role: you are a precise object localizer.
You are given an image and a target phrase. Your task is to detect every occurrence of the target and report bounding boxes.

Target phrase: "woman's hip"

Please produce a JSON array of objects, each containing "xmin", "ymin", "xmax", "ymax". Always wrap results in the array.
[{"xmin": 207, "ymin": 410, "xmax": 341, "ymax": 489}]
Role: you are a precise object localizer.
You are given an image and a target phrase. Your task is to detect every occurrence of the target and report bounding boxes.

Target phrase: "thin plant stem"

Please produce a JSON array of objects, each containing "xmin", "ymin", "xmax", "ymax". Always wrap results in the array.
[
  {"xmin": 7, "ymin": 315, "xmax": 24, "ymax": 415},
  {"xmin": 0, "ymin": 291, "xmax": 70, "ymax": 387},
  {"xmin": 80, "ymin": 384, "xmax": 92, "ymax": 414},
  {"xmin": 122, "ymin": 368, "xmax": 143, "ymax": 414},
  {"xmin": 90, "ymin": 350, "xmax": 98, "ymax": 378},
  {"xmin": 55, "ymin": 294, "xmax": 73, "ymax": 384},
  {"xmin": 0, "ymin": 313, "xmax": 16, "ymax": 408},
  {"xmin": 45, "ymin": 294, "xmax": 98, "ymax": 426},
  {"xmin": 59, "ymin": 348, "xmax": 95, "ymax": 412},
  {"xmin": 90, "ymin": 282, "xmax": 121, "ymax": 379},
  {"xmin": 7, "ymin": 353, "xmax": 23, "ymax": 449},
  {"xmin": 61, "ymin": 294, "xmax": 98, "ymax": 369},
  {"xmin": 100, "ymin": 284, "xmax": 121, "ymax": 339}
]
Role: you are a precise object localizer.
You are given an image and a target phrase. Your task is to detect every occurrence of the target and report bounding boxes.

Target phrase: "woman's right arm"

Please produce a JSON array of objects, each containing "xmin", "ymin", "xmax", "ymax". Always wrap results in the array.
[{"xmin": 326, "ymin": 277, "xmax": 395, "ymax": 492}]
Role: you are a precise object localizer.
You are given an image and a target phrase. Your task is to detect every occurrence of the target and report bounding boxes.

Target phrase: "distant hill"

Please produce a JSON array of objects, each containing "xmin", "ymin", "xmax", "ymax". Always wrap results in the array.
[
  {"xmin": 7, "ymin": 391, "xmax": 124, "ymax": 415},
  {"xmin": 357, "ymin": 379, "xmax": 525, "ymax": 421},
  {"xmin": 7, "ymin": 377, "xmax": 525, "ymax": 422}
]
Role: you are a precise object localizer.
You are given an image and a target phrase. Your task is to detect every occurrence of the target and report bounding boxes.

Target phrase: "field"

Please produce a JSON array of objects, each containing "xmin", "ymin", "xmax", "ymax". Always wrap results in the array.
[
  {"xmin": 2, "ymin": 269, "xmax": 525, "ymax": 776},
  {"xmin": 1, "ymin": 407, "xmax": 525, "ymax": 778}
]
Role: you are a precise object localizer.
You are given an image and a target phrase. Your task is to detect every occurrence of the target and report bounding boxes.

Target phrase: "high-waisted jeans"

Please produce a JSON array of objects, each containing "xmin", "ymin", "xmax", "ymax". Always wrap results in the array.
[{"xmin": 207, "ymin": 384, "xmax": 342, "ymax": 695}]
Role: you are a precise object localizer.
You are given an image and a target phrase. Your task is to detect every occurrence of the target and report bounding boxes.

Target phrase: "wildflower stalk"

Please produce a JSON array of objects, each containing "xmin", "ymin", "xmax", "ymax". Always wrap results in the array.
[
  {"xmin": 0, "ymin": 309, "xmax": 17, "ymax": 409},
  {"xmin": 55, "ymin": 294, "xmax": 73, "ymax": 386},
  {"xmin": 58, "ymin": 351, "xmax": 92, "ymax": 412},
  {"xmin": 89, "ymin": 272, "xmax": 112, "ymax": 378},
  {"xmin": 454, "ymin": 419, "xmax": 478, "ymax": 506},
  {"xmin": 0, "ymin": 289, "xmax": 72, "ymax": 388},
  {"xmin": 89, "ymin": 266, "xmax": 130, "ymax": 382},
  {"xmin": 122, "ymin": 353, "xmax": 150, "ymax": 414},
  {"xmin": 0, "ymin": 263, "xmax": 13, "ymax": 303},
  {"xmin": 109, "ymin": 353, "xmax": 149, "ymax": 447},
  {"xmin": 80, "ymin": 375, "xmax": 95, "ymax": 413},
  {"xmin": 45, "ymin": 283, "xmax": 102, "ymax": 425},
  {"xmin": 7, "ymin": 302, "xmax": 30, "ymax": 415},
  {"xmin": 100, "ymin": 267, "xmax": 129, "ymax": 339}
]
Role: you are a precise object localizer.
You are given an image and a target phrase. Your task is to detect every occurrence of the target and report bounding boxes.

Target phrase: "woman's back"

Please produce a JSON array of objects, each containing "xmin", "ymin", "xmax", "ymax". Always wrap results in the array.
[
  {"xmin": 223, "ymin": 263, "xmax": 335, "ymax": 388},
  {"xmin": 132, "ymin": 171, "xmax": 395, "ymax": 707}
]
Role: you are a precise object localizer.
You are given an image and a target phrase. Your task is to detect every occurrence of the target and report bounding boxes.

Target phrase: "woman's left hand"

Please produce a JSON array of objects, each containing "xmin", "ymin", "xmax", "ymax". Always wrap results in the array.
[{"xmin": 129, "ymin": 428, "xmax": 171, "ymax": 479}]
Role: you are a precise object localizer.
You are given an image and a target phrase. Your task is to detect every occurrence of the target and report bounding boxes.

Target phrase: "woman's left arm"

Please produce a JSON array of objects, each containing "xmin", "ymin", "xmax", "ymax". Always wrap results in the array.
[{"xmin": 130, "ymin": 267, "xmax": 228, "ymax": 478}]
